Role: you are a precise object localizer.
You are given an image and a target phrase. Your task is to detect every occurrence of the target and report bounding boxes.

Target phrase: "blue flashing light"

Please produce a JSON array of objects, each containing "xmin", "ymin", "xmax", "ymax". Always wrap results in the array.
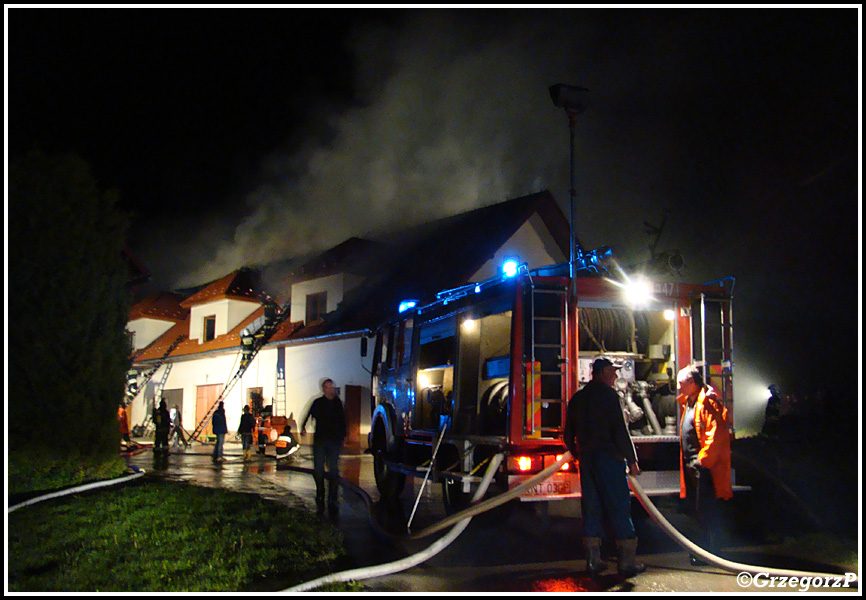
[
  {"xmin": 398, "ymin": 299, "xmax": 417, "ymax": 314},
  {"xmin": 475, "ymin": 284, "xmax": 481, "ymax": 294},
  {"xmin": 502, "ymin": 258, "xmax": 519, "ymax": 278}
]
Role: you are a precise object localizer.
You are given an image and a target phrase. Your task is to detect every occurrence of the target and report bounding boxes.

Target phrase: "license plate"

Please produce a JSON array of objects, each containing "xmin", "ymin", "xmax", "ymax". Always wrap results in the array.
[{"xmin": 510, "ymin": 473, "xmax": 580, "ymax": 500}]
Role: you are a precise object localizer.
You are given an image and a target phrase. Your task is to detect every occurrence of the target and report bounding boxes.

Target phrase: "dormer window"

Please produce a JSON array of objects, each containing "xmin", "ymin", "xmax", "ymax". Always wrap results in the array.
[
  {"xmin": 306, "ymin": 292, "xmax": 327, "ymax": 323},
  {"xmin": 203, "ymin": 315, "xmax": 216, "ymax": 342}
]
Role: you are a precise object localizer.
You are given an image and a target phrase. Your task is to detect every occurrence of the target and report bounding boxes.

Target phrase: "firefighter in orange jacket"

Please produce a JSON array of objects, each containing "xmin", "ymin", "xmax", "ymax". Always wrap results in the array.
[{"xmin": 676, "ymin": 364, "xmax": 732, "ymax": 565}]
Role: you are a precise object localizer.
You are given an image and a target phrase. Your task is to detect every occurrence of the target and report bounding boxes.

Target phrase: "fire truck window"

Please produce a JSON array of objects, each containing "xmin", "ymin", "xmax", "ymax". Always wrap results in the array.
[
  {"xmin": 400, "ymin": 319, "xmax": 414, "ymax": 366},
  {"xmin": 382, "ymin": 326, "xmax": 392, "ymax": 368}
]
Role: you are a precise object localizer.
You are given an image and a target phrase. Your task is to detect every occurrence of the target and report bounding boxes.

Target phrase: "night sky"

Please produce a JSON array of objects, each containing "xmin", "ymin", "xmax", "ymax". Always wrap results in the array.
[{"xmin": 7, "ymin": 8, "xmax": 860, "ymax": 427}]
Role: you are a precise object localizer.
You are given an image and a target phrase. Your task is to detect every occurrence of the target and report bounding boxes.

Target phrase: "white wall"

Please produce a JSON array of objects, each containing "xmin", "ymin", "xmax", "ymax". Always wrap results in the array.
[
  {"xmin": 189, "ymin": 298, "xmax": 259, "ymax": 342},
  {"xmin": 127, "ymin": 318, "xmax": 174, "ymax": 351},
  {"xmin": 290, "ymin": 273, "xmax": 365, "ymax": 324},
  {"xmin": 470, "ymin": 213, "xmax": 566, "ymax": 281}
]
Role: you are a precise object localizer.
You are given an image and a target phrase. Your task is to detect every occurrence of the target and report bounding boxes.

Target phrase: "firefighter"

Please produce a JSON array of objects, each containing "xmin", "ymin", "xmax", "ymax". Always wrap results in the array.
[
  {"xmin": 118, "ymin": 404, "xmax": 130, "ymax": 447},
  {"xmin": 238, "ymin": 405, "xmax": 256, "ymax": 461},
  {"xmin": 153, "ymin": 400, "xmax": 171, "ymax": 454},
  {"xmin": 762, "ymin": 384, "xmax": 782, "ymax": 437},
  {"xmin": 275, "ymin": 424, "xmax": 300, "ymax": 461},
  {"xmin": 564, "ymin": 357, "xmax": 644, "ymax": 577},
  {"xmin": 676, "ymin": 364, "xmax": 733, "ymax": 566},
  {"xmin": 257, "ymin": 413, "xmax": 271, "ymax": 455}
]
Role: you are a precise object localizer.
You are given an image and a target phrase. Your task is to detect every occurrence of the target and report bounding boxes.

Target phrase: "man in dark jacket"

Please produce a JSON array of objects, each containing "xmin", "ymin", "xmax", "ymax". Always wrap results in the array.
[
  {"xmin": 238, "ymin": 405, "xmax": 256, "ymax": 461},
  {"xmin": 563, "ymin": 357, "xmax": 644, "ymax": 578},
  {"xmin": 211, "ymin": 401, "xmax": 228, "ymax": 462},
  {"xmin": 301, "ymin": 378, "xmax": 347, "ymax": 516}
]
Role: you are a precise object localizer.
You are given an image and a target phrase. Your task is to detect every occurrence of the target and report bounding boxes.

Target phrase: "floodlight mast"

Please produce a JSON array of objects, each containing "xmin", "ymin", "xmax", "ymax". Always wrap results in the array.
[{"xmin": 549, "ymin": 83, "xmax": 589, "ymax": 279}]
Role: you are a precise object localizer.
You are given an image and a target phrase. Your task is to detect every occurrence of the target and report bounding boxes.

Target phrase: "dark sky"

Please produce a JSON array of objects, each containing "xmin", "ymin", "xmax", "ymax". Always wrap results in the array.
[{"xmin": 7, "ymin": 8, "xmax": 861, "ymax": 420}]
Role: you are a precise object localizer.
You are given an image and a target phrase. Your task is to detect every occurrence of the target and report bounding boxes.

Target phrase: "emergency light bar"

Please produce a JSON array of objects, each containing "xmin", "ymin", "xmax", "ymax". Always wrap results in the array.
[{"xmin": 398, "ymin": 300, "xmax": 417, "ymax": 314}]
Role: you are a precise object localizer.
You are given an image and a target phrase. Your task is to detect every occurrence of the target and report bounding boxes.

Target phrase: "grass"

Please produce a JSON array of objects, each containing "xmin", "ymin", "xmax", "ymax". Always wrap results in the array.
[
  {"xmin": 8, "ymin": 478, "xmax": 355, "ymax": 592},
  {"xmin": 8, "ymin": 448, "xmax": 128, "ymax": 497}
]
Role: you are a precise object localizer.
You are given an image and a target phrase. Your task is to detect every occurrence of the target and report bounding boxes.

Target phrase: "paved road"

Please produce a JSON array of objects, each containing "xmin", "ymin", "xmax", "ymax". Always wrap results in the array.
[{"xmin": 125, "ymin": 440, "xmax": 857, "ymax": 593}]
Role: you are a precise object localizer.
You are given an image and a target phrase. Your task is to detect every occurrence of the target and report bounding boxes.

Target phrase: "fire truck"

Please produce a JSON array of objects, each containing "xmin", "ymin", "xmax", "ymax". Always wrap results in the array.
[{"xmin": 367, "ymin": 255, "xmax": 734, "ymax": 512}]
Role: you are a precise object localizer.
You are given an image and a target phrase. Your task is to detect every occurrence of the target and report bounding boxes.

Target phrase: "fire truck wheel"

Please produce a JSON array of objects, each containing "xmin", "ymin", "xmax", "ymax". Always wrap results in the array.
[
  {"xmin": 441, "ymin": 477, "xmax": 472, "ymax": 515},
  {"xmin": 372, "ymin": 430, "xmax": 405, "ymax": 500}
]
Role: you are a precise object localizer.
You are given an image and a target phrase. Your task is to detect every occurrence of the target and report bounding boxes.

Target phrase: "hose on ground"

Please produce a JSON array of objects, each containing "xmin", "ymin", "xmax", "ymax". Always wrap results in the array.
[
  {"xmin": 283, "ymin": 453, "xmax": 505, "ymax": 592},
  {"xmin": 8, "ymin": 466, "xmax": 146, "ymax": 513},
  {"xmin": 628, "ymin": 474, "xmax": 856, "ymax": 585}
]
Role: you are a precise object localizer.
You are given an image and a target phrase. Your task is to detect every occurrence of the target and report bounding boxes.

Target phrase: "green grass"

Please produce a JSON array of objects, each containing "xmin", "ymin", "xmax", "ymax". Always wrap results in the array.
[
  {"xmin": 8, "ymin": 478, "xmax": 352, "ymax": 592},
  {"xmin": 8, "ymin": 448, "xmax": 128, "ymax": 496}
]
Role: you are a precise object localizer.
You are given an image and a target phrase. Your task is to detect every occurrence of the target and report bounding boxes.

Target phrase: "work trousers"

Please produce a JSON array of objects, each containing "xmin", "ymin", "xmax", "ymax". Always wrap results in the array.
[
  {"xmin": 154, "ymin": 429, "xmax": 170, "ymax": 452},
  {"xmin": 684, "ymin": 462, "xmax": 723, "ymax": 552},
  {"xmin": 241, "ymin": 433, "xmax": 253, "ymax": 450},
  {"xmin": 313, "ymin": 440, "xmax": 342, "ymax": 507},
  {"xmin": 212, "ymin": 433, "xmax": 226, "ymax": 459},
  {"xmin": 578, "ymin": 450, "xmax": 637, "ymax": 540}
]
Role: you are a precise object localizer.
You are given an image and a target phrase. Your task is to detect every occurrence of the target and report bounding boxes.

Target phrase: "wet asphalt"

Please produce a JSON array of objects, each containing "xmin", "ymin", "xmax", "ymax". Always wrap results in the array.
[{"xmin": 124, "ymin": 440, "xmax": 858, "ymax": 593}]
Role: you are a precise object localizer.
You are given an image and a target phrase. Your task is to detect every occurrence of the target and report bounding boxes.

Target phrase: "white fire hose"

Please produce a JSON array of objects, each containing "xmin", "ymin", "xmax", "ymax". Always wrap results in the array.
[
  {"xmin": 284, "ymin": 453, "xmax": 505, "ymax": 592},
  {"xmin": 289, "ymin": 451, "xmax": 856, "ymax": 590},
  {"xmin": 8, "ymin": 466, "xmax": 146, "ymax": 514},
  {"xmin": 627, "ymin": 474, "xmax": 855, "ymax": 583}
]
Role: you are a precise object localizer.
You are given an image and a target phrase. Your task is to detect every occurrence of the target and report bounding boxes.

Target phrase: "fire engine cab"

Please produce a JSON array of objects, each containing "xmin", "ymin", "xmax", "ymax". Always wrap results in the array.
[{"xmin": 368, "ymin": 256, "xmax": 734, "ymax": 513}]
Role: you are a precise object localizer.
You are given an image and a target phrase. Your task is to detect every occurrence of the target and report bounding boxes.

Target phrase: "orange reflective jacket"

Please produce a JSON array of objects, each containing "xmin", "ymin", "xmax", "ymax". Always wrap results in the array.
[{"xmin": 678, "ymin": 387, "xmax": 733, "ymax": 500}]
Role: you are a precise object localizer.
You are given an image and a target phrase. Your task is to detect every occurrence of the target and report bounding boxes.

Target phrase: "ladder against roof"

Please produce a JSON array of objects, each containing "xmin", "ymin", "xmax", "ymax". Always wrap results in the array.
[
  {"xmin": 126, "ymin": 334, "xmax": 185, "ymax": 405},
  {"xmin": 189, "ymin": 298, "xmax": 292, "ymax": 442}
]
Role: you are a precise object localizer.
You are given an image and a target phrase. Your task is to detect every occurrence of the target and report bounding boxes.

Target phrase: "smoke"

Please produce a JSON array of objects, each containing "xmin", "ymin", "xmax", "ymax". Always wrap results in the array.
[{"xmin": 169, "ymin": 11, "xmax": 608, "ymax": 288}]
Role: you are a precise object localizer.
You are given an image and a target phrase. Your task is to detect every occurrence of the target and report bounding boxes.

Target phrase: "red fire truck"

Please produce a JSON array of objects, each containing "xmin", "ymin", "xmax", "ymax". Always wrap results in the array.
[{"xmin": 367, "ymin": 258, "xmax": 734, "ymax": 512}]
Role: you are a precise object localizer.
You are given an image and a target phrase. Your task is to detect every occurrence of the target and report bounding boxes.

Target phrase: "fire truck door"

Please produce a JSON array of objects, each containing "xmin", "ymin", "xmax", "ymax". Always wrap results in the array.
[{"xmin": 690, "ymin": 292, "xmax": 734, "ymax": 403}]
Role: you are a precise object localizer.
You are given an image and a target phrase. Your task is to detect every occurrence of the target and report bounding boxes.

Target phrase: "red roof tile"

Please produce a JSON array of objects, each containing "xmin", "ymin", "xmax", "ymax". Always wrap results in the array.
[
  {"xmin": 129, "ymin": 291, "xmax": 188, "ymax": 321},
  {"xmin": 133, "ymin": 306, "xmax": 266, "ymax": 364},
  {"xmin": 180, "ymin": 268, "xmax": 264, "ymax": 308}
]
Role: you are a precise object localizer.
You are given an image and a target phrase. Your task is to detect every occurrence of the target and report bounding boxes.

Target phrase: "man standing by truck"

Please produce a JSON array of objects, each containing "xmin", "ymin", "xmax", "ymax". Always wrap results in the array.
[
  {"xmin": 564, "ymin": 357, "xmax": 645, "ymax": 578},
  {"xmin": 301, "ymin": 378, "xmax": 347, "ymax": 517}
]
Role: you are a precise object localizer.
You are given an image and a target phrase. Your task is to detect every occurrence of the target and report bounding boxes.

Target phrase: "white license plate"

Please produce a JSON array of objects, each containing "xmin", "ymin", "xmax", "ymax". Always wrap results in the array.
[{"xmin": 510, "ymin": 473, "xmax": 580, "ymax": 500}]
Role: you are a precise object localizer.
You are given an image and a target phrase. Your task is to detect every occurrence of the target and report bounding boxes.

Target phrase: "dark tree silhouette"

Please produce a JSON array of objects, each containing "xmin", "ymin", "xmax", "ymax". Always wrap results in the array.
[{"xmin": 9, "ymin": 151, "xmax": 132, "ymax": 461}]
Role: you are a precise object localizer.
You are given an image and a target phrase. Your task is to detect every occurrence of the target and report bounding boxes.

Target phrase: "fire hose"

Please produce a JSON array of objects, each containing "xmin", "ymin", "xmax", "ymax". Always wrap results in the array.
[
  {"xmin": 285, "ymin": 451, "xmax": 856, "ymax": 590},
  {"xmin": 7, "ymin": 466, "xmax": 146, "ymax": 514}
]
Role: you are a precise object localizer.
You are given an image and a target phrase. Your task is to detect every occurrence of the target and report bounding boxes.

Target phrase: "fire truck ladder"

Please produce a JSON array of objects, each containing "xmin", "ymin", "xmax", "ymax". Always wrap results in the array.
[
  {"xmin": 189, "ymin": 299, "xmax": 290, "ymax": 442},
  {"xmin": 526, "ymin": 284, "xmax": 569, "ymax": 438}
]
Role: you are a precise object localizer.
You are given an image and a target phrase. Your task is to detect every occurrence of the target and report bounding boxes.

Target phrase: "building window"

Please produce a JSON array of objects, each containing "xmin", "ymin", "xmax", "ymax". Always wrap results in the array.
[
  {"xmin": 203, "ymin": 315, "xmax": 216, "ymax": 341},
  {"xmin": 306, "ymin": 292, "xmax": 327, "ymax": 323}
]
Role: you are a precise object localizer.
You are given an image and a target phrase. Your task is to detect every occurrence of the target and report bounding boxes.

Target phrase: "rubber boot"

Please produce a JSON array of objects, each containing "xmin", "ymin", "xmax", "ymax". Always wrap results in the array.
[
  {"xmin": 616, "ymin": 538, "xmax": 646, "ymax": 578},
  {"xmin": 584, "ymin": 537, "xmax": 609, "ymax": 575}
]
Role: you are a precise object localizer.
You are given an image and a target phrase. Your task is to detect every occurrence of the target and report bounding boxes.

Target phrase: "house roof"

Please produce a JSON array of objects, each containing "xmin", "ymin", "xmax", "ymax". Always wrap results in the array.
[
  {"xmin": 180, "ymin": 267, "xmax": 264, "ymax": 308},
  {"xmin": 319, "ymin": 190, "xmax": 569, "ymax": 331},
  {"xmin": 128, "ymin": 291, "xmax": 188, "ymax": 322},
  {"xmin": 131, "ymin": 190, "xmax": 570, "ymax": 362},
  {"xmin": 133, "ymin": 305, "xmax": 268, "ymax": 363}
]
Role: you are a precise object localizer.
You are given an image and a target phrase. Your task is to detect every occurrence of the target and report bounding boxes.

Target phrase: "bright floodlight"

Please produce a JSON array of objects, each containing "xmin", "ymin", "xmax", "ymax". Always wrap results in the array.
[
  {"xmin": 502, "ymin": 258, "xmax": 519, "ymax": 278},
  {"xmin": 624, "ymin": 277, "xmax": 653, "ymax": 306},
  {"xmin": 398, "ymin": 299, "xmax": 417, "ymax": 314},
  {"xmin": 462, "ymin": 318, "xmax": 476, "ymax": 332},
  {"xmin": 664, "ymin": 309, "xmax": 676, "ymax": 321}
]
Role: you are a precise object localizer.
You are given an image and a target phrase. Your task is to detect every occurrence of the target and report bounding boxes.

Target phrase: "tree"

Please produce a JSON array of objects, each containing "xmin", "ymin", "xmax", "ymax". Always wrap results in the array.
[{"xmin": 9, "ymin": 151, "xmax": 132, "ymax": 464}]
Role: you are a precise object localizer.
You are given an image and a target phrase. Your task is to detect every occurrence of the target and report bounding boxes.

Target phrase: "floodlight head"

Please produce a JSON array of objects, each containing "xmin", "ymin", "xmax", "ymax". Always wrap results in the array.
[{"xmin": 549, "ymin": 84, "xmax": 590, "ymax": 113}]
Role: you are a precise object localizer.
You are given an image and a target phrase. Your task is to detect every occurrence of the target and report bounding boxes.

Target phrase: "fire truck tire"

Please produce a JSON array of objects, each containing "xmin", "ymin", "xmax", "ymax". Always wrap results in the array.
[
  {"xmin": 372, "ymin": 427, "xmax": 405, "ymax": 500},
  {"xmin": 441, "ymin": 478, "xmax": 472, "ymax": 515}
]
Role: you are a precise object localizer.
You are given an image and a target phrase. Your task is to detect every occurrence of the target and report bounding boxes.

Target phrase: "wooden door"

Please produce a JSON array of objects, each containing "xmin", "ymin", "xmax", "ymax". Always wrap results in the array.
[{"xmin": 196, "ymin": 384, "xmax": 223, "ymax": 438}]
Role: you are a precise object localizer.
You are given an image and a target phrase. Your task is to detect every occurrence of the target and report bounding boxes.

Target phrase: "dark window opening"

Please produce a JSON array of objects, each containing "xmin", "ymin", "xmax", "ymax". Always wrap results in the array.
[
  {"xmin": 306, "ymin": 292, "xmax": 328, "ymax": 323},
  {"xmin": 203, "ymin": 315, "xmax": 216, "ymax": 342}
]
